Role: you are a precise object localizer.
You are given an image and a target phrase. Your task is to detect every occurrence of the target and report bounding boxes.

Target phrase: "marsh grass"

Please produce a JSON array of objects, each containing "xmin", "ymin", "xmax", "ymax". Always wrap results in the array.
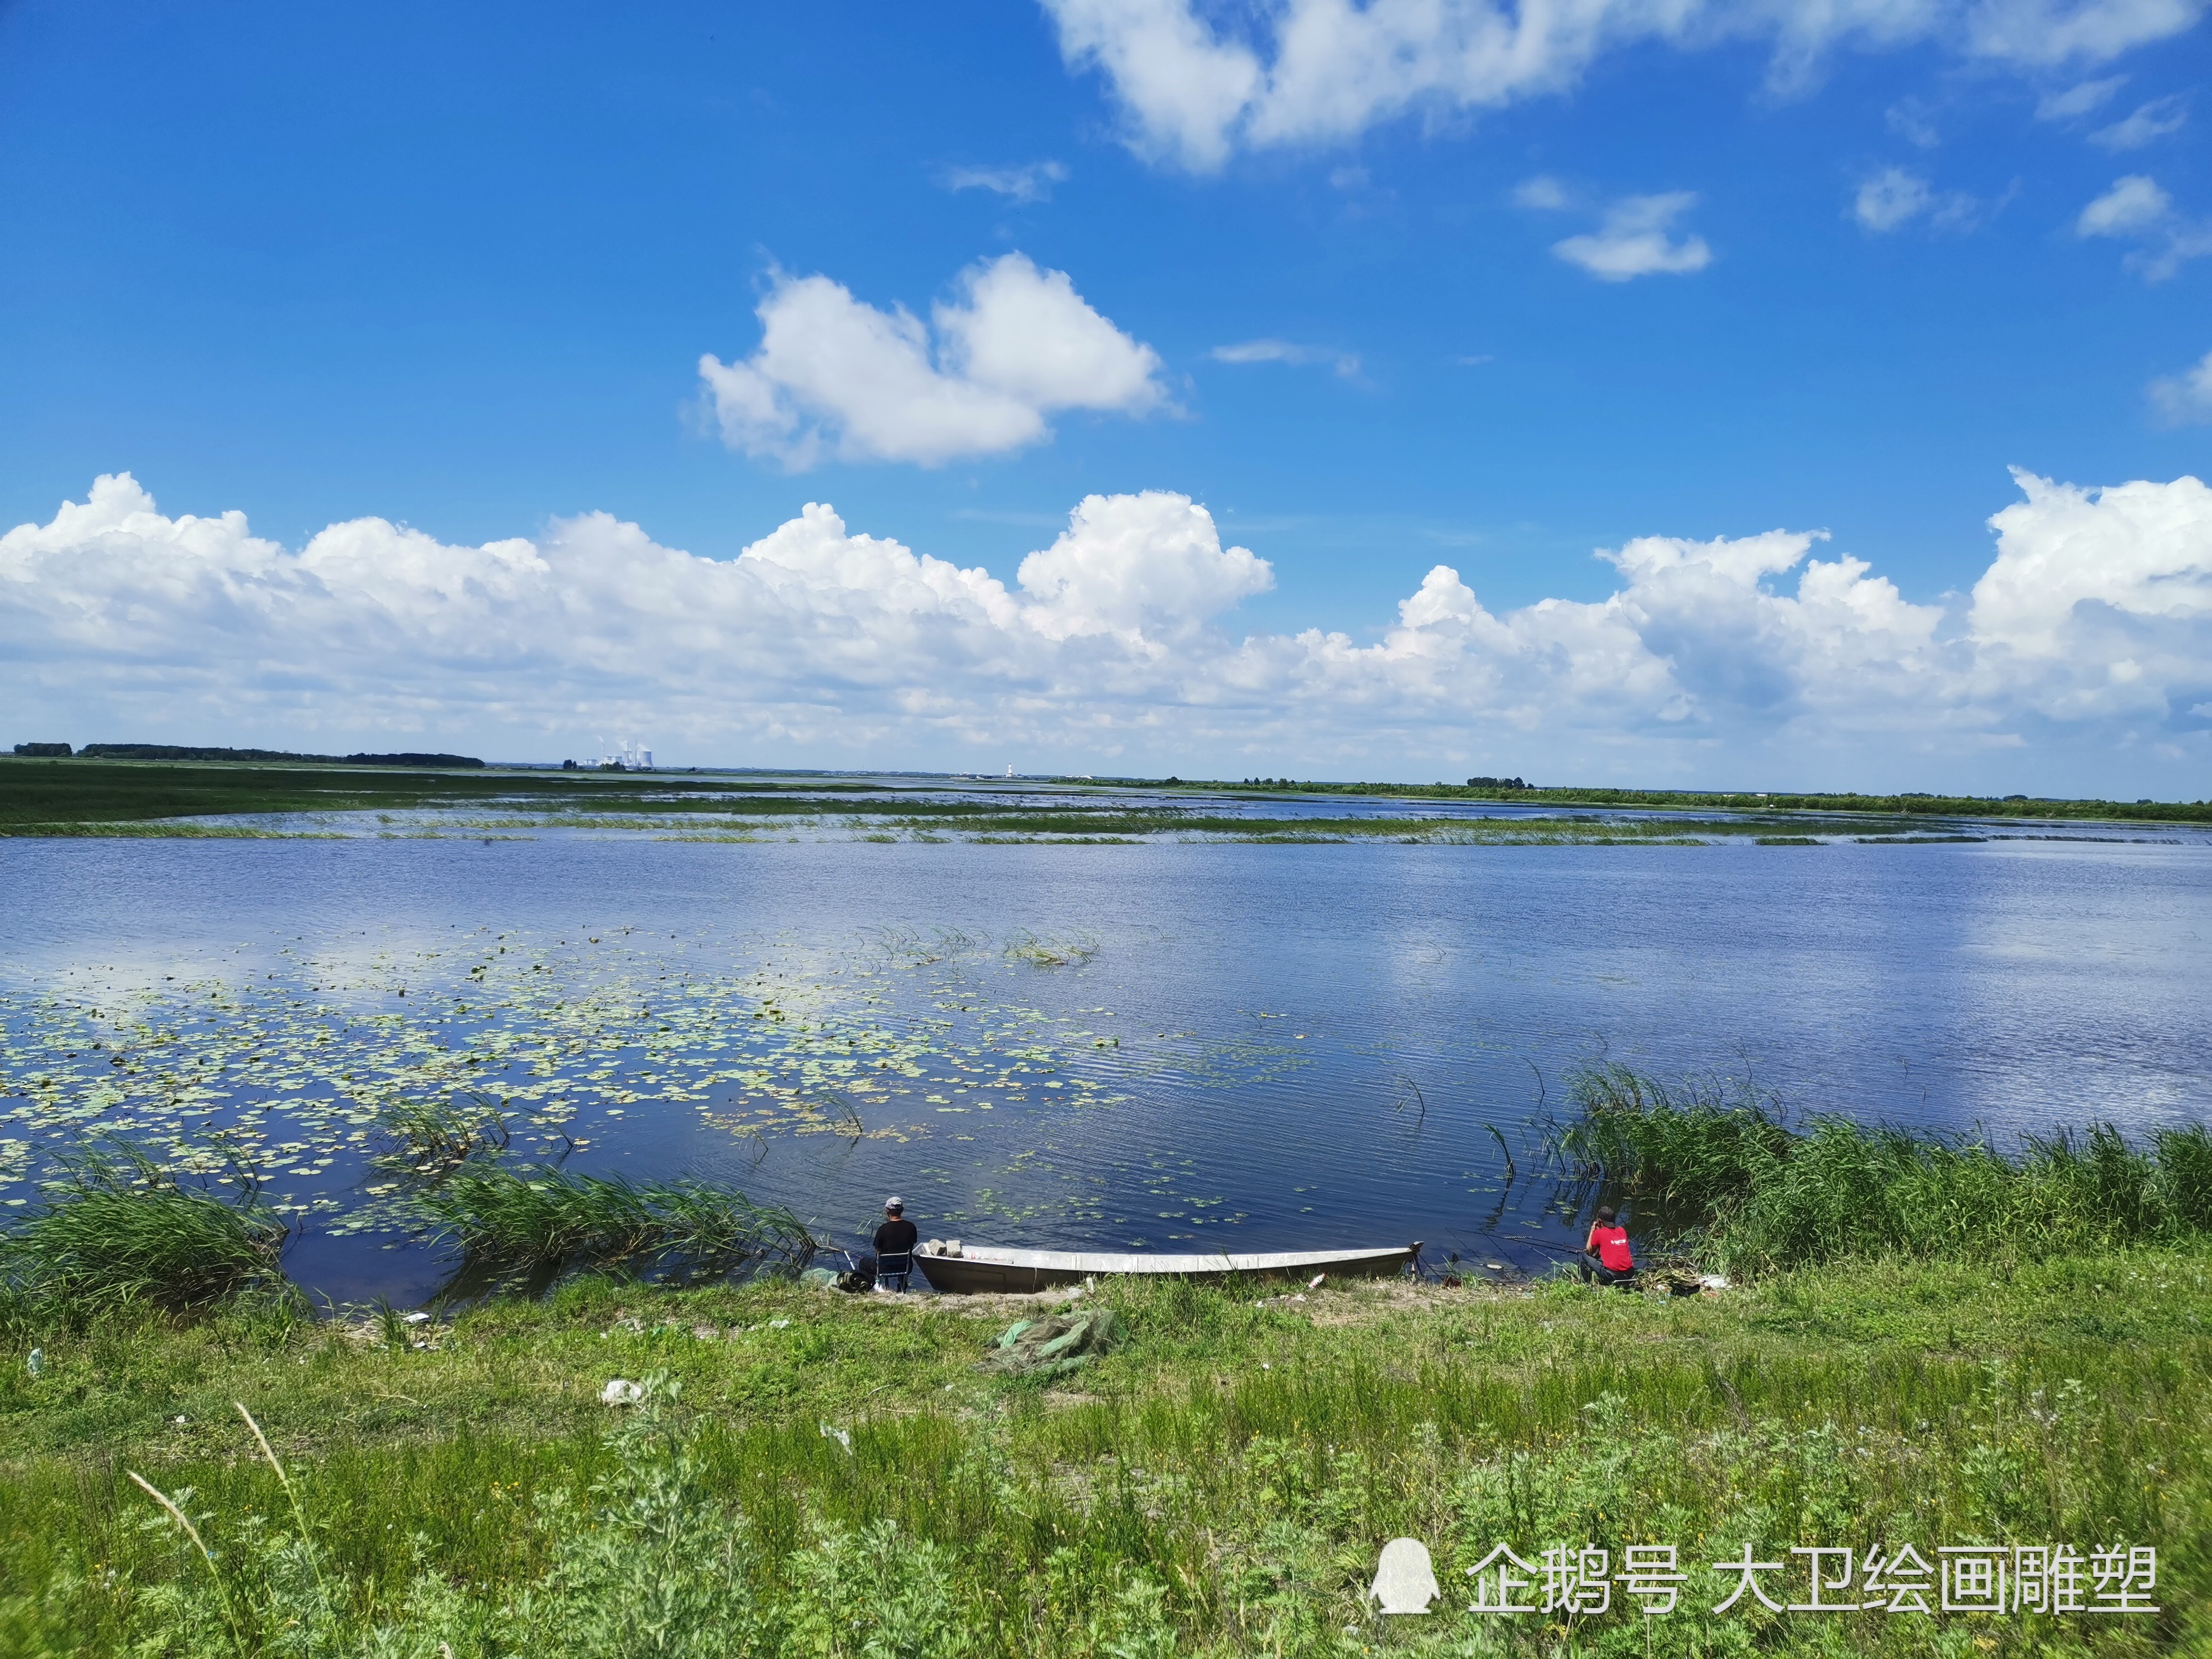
[
  {"xmin": 416, "ymin": 1164, "xmax": 816, "ymax": 1285},
  {"xmin": 1552, "ymin": 1062, "xmax": 2212, "ymax": 1274},
  {"xmin": 803, "ymin": 1090, "xmax": 867, "ymax": 1141},
  {"xmin": 0, "ymin": 1141, "xmax": 291, "ymax": 1324},
  {"xmin": 1003, "ymin": 930, "xmax": 1101, "ymax": 967},
  {"xmin": 371, "ymin": 1093, "xmax": 513, "ymax": 1175},
  {"xmin": 874, "ymin": 926, "xmax": 989, "ymax": 964},
  {"xmin": 12, "ymin": 758, "xmax": 2206, "ymax": 844}
]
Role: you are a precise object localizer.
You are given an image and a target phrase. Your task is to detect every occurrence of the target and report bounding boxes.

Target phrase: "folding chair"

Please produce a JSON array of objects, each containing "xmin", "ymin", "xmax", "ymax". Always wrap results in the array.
[{"xmin": 874, "ymin": 1249, "xmax": 913, "ymax": 1292}]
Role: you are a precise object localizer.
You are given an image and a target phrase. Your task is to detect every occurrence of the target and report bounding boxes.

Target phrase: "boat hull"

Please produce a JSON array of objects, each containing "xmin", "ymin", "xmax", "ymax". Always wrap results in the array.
[{"xmin": 914, "ymin": 1243, "xmax": 1418, "ymax": 1295}]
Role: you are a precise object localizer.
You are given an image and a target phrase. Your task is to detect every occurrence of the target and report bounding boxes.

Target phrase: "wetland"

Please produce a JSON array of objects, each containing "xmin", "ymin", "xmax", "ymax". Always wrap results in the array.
[
  {"xmin": 4, "ymin": 760, "xmax": 2210, "ymax": 1655},
  {"xmin": 4, "ymin": 760, "xmax": 2208, "ymax": 1306}
]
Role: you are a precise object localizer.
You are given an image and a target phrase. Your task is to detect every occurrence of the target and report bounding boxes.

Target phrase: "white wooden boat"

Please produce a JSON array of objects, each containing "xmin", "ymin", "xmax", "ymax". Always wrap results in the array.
[{"xmin": 912, "ymin": 1240, "xmax": 1422, "ymax": 1295}]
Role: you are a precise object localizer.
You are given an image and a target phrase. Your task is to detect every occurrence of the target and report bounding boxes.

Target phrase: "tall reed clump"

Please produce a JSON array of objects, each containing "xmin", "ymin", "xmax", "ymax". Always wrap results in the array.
[
  {"xmin": 372, "ymin": 1092, "xmax": 512, "ymax": 1174},
  {"xmin": 0, "ymin": 1140, "xmax": 291, "ymax": 1323},
  {"xmin": 418, "ymin": 1165, "xmax": 815, "ymax": 1281},
  {"xmin": 1551, "ymin": 1062, "xmax": 2212, "ymax": 1275}
]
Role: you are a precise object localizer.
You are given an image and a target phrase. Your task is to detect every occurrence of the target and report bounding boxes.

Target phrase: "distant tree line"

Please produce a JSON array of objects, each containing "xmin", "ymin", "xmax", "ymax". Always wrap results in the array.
[{"xmin": 11, "ymin": 743, "xmax": 482, "ymax": 768}]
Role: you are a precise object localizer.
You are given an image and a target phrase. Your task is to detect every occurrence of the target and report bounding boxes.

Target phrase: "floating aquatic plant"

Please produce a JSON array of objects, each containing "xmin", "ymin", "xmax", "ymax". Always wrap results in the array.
[{"xmin": 1002, "ymin": 930, "xmax": 1100, "ymax": 968}]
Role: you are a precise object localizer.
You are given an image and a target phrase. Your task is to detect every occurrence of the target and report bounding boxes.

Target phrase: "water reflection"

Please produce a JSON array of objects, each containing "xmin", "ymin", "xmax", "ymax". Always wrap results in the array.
[{"xmin": 3, "ymin": 833, "xmax": 2206, "ymax": 1305}]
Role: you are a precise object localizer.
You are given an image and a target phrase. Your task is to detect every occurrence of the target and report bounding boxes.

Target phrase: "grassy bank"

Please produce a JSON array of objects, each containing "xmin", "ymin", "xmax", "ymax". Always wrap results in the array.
[{"xmin": 3, "ymin": 1250, "xmax": 2206, "ymax": 1656}]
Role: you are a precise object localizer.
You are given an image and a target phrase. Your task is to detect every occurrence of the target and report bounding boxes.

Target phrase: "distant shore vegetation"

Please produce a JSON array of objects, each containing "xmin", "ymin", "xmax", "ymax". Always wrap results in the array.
[{"xmin": 3, "ymin": 754, "xmax": 2205, "ymax": 842}]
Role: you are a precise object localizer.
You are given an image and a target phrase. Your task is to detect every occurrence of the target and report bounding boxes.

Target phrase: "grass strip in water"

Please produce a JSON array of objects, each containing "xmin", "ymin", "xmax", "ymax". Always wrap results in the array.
[{"xmin": 20, "ymin": 758, "xmax": 2177, "ymax": 843}]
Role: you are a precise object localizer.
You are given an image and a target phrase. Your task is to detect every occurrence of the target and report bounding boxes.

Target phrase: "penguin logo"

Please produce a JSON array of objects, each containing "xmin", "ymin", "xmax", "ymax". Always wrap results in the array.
[{"xmin": 1369, "ymin": 1537, "xmax": 1440, "ymax": 1614}]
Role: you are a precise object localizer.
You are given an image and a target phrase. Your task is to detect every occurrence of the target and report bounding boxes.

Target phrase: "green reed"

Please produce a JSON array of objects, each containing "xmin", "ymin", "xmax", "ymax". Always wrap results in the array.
[
  {"xmin": 415, "ymin": 1164, "xmax": 816, "ymax": 1280},
  {"xmin": 371, "ymin": 1092, "xmax": 512, "ymax": 1174},
  {"xmin": 1551, "ymin": 1062, "xmax": 2212, "ymax": 1274},
  {"xmin": 0, "ymin": 1141, "xmax": 291, "ymax": 1324}
]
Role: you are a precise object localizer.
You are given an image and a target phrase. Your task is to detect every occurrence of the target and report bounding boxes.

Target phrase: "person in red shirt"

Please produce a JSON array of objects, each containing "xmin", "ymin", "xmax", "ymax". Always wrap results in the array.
[{"xmin": 1582, "ymin": 1206, "xmax": 1635, "ymax": 1287}]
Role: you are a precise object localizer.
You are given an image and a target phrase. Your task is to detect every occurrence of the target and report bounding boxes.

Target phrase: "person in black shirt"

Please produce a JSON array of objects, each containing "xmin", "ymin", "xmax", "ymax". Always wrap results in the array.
[{"xmin": 873, "ymin": 1196, "xmax": 919, "ymax": 1292}]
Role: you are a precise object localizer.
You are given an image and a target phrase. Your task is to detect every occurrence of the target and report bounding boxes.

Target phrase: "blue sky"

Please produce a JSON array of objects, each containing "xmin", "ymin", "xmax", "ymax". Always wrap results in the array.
[{"xmin": 3, "ymin": 0, "xmax": 2210, "ymax": 790}]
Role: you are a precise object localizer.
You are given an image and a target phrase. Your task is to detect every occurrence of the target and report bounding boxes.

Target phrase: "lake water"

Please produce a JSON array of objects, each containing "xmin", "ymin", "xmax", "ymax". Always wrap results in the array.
[{"xmin": 4, "ymin": 823, "xmax": 2209, "ymax": 1305}]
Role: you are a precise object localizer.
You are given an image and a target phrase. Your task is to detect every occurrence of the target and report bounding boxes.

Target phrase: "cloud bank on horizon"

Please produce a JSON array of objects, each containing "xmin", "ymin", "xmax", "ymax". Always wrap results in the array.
[{"xmin": 6, "ymin": 471, "xmax": 2208, "ymax": 793}]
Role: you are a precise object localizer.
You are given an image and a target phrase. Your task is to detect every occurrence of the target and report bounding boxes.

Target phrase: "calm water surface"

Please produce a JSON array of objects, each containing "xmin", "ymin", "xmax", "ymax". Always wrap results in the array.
[{"xmin": 3, "ymin": 833, "xmax": 2207, "ymax": 1303}]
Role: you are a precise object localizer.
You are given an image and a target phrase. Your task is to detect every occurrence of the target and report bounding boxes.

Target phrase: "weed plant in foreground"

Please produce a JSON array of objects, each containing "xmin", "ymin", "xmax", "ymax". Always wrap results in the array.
[
  {"xmin": 2, "ymin": 1256, "xmax": 2207, "ymax": 1655},
  {"xmin": 1550, "ymin": 1063, "xmax": 2212, "ymax": 1276}
]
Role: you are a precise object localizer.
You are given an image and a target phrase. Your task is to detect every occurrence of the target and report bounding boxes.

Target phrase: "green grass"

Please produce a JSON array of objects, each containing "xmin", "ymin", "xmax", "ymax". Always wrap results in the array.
[
  {"xmin": 415, "ymin": 1164, "xmax": 817, "ymax": 1284},
  {"xmin": 1, "ymin": 1255, "xmax": 2206, "ymax": 1655},
  {"xmin": 1550, "ymin": 1063, "xmax": 2212, "ymax": 1275},
  {"xmin": 0, "ymin": 1144, "xmax": 292, "ymax": 1330},
  {"xmin": 0, "ymin": 758, "xmax": 912, "ymax": 833}
]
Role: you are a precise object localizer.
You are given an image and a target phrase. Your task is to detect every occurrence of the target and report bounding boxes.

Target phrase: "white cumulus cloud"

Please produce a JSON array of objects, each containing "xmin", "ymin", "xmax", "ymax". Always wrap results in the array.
[
  {"xmin": 1018, "ymin": 492, "xmax": 1275, "ymax": 645},
  {"xmin": 1039, "ymin": 0, "xmax": 2208, "ymax": 171},
  {"xmin": 698, "ymin": 254, "xmax": 1167, "ymax": 468},
  {"xmin": 1970, "ymin": 469, "xmax": 2212, "ymax": 719},
  {"xmin": 8, "ymin": 469, "xmax": 2210, "ymax": 789},
  {"xmin": 1548, "ymin": 192, "xmax": 1714, "ymax": 281}
]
